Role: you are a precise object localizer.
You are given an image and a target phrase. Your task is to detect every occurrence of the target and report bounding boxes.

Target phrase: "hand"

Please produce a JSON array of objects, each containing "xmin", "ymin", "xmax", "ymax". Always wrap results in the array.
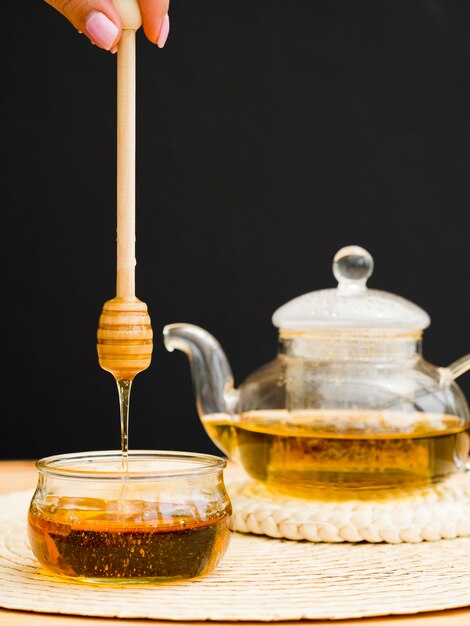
[{"xmin": 44, "ymin": 0, "xmax": 170, "ymax": 52}]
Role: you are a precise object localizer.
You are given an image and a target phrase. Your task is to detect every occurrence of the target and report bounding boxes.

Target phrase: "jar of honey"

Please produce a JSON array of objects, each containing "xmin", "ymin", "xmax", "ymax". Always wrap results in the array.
[{"xmin": 28, "ymin": 450, "xmax": 232, "ymax": 582}]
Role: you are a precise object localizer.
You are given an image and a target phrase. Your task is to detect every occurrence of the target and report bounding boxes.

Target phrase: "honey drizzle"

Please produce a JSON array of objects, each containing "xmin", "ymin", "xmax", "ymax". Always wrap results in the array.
[{"xmin": 116, "ymin": 378, "xmax": 132, "ymax": 472}]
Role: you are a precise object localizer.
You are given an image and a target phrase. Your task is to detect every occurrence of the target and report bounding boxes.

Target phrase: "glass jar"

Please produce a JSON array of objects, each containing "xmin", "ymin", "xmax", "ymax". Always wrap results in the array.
[{"xmin": 28, "ymin": 450, "xmax": 232, "ymax": 582}]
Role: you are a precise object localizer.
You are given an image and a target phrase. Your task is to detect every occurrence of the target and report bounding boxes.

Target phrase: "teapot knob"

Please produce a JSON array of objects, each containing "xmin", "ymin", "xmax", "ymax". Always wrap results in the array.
[{"xmin": 333, "ymin": 245, "xmax": 374, "ymax": 293}]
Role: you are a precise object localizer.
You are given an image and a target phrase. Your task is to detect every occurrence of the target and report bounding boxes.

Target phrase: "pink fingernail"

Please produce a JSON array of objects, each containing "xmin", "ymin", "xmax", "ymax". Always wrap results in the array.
[
  {"xmin": 157, "ymin": 14, "xmax": 170, "ymax": 48},
  {"xmin": 85, "ymin": 11, "xmax": 119, "ymax": 51}
]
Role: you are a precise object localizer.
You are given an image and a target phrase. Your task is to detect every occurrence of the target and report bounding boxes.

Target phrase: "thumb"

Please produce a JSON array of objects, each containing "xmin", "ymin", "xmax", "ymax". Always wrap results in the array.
[{"xmin": 45, "ymin": 0, "xmax": 122, "ymax": 52}]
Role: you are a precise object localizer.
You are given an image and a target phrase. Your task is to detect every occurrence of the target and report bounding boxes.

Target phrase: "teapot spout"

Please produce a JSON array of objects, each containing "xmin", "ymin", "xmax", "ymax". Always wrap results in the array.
[{"xmin": 163, "ymin": 323, "xmax": 239, "ymax": 420}]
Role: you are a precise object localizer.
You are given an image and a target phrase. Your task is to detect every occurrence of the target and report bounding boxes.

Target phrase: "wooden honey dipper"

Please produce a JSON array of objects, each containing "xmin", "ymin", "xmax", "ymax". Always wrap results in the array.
[{"xmin": 97, "ymin": 0, "xmax": 153, "ymax": 461}]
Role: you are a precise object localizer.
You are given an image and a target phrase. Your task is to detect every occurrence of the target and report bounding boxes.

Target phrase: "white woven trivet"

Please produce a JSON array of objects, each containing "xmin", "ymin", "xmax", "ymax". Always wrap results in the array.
[
  {"xmin": 226, "ymin": 469, "xmax": 470, "ymax": 544},
  {"xmin": 0, "ymin": 489, "xmax": 470, "ymax": 621}
]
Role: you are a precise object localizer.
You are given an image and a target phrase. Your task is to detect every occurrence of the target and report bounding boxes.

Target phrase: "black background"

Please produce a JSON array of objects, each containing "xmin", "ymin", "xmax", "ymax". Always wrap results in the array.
[{"xmin": 2, "ymin": 1, "xmax": 469, "ymax": 460}]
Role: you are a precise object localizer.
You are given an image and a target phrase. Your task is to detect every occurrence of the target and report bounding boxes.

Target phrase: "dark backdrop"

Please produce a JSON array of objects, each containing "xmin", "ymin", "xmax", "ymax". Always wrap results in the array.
[{"xmin": 2, "ymin": 1, "xmax": 469, "ymax": 460}]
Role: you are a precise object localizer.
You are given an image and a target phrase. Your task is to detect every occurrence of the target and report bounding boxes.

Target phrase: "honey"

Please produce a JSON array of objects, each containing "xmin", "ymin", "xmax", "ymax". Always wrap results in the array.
[
  {"xmin": 28, "ymin": 496, "xmax": 231, "ymax": 581},
  {"xmin": 203, "ymin": 410, "xmax": 469, "ymax": 495}
]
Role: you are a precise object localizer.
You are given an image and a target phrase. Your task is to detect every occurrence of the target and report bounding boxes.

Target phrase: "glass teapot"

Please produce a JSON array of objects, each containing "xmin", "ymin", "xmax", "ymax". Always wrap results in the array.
[{"xmin": 164, "ymin": 246, "xmax": 470, "ymax": 496}]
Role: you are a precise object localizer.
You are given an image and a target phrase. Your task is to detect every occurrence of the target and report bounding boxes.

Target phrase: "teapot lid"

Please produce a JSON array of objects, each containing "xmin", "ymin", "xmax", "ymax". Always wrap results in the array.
[{"xmin": 272, "ymin": 245, "xmax": 430, "ymax": 331}]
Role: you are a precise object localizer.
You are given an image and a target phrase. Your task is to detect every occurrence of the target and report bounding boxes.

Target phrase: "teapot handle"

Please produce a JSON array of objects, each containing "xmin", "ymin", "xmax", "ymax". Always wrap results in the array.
[
  {"xmin": 447, "ymin": 354, "xmax": 470, "ymax": 380},
  {"xmin": 441, "ymin": 354, "xmax": 470, "ymax": 472},
  {"xmin": 439, "ymin": 354, "xmax": 470, "ymax": 383}
]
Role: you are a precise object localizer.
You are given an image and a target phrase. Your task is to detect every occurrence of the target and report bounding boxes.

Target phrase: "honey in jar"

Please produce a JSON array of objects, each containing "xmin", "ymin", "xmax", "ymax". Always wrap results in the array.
[{"xmin": 28, "ymin": 451, "xmax": 232, "ymax": 582}]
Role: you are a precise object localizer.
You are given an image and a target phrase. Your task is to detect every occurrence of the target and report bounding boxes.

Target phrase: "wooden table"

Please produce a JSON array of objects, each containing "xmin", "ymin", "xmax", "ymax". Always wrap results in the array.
[{"xmin": 0, "ymin": 461, "xmax": 469, "ymax": 626}]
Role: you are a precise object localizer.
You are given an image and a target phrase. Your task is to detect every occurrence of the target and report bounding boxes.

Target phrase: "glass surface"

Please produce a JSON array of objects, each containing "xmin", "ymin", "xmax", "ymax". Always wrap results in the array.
[
  {"xmin": 272, "ymin": 245, "xmax": 431, "ymax": 330},
  {"xmin": 28, "ymin": 451, "xmax": 232, "ymax": 582},
  {"xmin": 200, "ymin": 337, "xmax": 470, "ymax": 495},
  {"xmin": 163, "ymin": 246, "xmax": 470, "ymax": 498},
  {"xmin": 164, "ymin": 325, "xmax": 469, "ymax": 496}
]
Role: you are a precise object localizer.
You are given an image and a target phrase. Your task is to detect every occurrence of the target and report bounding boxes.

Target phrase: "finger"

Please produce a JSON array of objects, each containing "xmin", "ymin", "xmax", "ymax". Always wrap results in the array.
[
  {"xmin": 138, "ymin": 0, "xmax": 170, "ymax": 47},
  {"xmin": 44, "ymin": 0, "xmax": 122, "ymax": 51}
]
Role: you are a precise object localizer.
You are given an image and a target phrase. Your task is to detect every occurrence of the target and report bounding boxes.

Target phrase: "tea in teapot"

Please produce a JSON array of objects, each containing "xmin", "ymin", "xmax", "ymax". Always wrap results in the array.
[
  {"xmin": 202, "ymin": 410, "xmax": 467, "ymax": 495},
  {"xmin": 164, "ymin": 246, "xmax": 470, "ymax": 496}
]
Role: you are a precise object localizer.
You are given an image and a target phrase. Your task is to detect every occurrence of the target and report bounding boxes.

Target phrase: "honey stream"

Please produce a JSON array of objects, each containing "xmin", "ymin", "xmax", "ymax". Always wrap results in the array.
[{"xmin": 117, "ymin": 378, "xmax": 132, "ymax": 473}]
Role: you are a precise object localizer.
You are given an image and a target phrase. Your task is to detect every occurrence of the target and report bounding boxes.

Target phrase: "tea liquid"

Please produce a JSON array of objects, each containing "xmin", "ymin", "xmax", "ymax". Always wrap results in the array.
[
  {"xmin": 203, "ymin": 410, "xmax": 469, "ymax": 495},
  {"xmin": 28, "ymin": 497, "xmax": 231, "ymax": 581}
]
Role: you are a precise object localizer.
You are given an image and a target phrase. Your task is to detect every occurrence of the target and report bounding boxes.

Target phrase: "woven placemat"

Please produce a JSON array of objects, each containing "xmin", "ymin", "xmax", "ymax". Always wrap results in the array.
[
  {"xmin": 226, "ymin": 471, "xmax": 470, "ymax": 544},
  {"xmin": 1, "ymin": 489, "xmax": 470, "ymax": 621}
]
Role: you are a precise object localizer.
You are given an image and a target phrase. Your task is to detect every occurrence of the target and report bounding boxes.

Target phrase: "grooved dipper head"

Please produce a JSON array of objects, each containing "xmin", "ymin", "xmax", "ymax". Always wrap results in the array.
[{"xmin": 97, "ymin": 297, "xmax": 153, "ymax": 381}]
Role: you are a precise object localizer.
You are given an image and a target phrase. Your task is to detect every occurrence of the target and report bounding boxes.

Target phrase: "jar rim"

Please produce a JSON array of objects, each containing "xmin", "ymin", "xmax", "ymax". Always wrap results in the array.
[{"xmin": 35, "ymin": 450, "xmax": 227, "ymax": 481}]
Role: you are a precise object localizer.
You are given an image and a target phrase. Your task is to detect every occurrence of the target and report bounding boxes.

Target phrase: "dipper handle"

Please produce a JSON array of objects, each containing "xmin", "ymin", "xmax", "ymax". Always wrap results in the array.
[
  {"xmin": 112, "ymin": 0, "xmax": 142, "ymax": 30},
  {"xmin": 113, "ymin": 0, "xmax": 141, "ymax": 299},
  {"xmin": 97, "ymin": 0, "xmax": 153, "ymax": 382}
]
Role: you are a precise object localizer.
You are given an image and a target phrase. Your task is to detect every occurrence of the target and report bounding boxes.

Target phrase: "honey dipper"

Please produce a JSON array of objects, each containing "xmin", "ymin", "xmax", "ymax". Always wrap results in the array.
[{"xmin": 97, "ymin": 0, "xmax": 153, "ymax": 460}]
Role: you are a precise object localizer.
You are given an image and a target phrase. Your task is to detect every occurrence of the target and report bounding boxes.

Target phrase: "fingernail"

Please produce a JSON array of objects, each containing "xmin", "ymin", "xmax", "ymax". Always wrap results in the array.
[
  {"xmin": 85, "ymin": 11, "xmax": 119, "ymax": 51},
  {"xmin": 111, "ymin": 45, "xmax": 118, "ymax": 54},
  {"xmin": 157, "ymin": 14, "xmax": 170, "ymax": 48}
]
